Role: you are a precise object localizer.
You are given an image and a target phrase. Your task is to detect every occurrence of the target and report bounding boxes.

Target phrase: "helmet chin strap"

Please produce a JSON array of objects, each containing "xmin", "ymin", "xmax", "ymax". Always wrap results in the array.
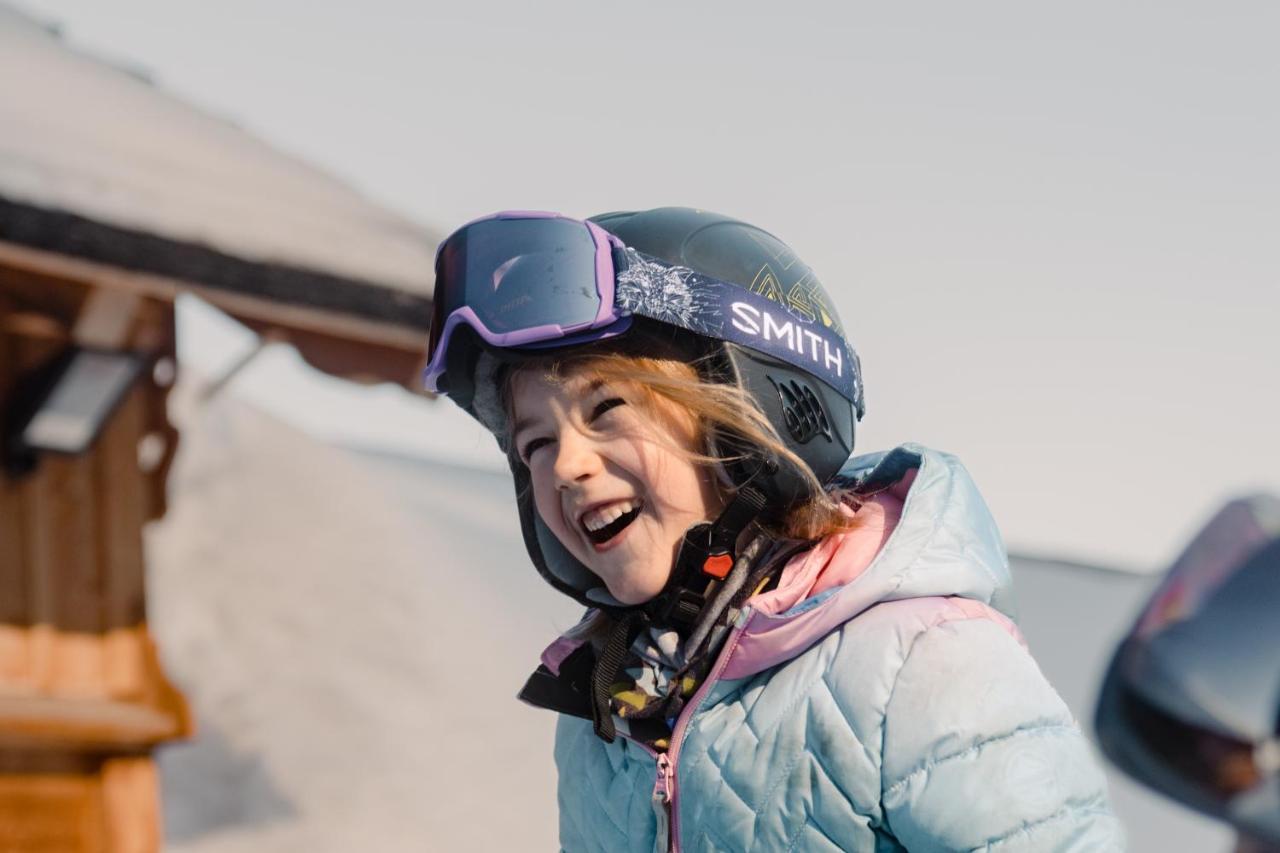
[
  {"xmin": 590, "ymin": 484, "xmax": 772, "ymax": 743},
  {"xmin": 643, "ymin": 484, "xmax": 770, "ymax": 628},
  {"xmin": 588, "ymin": 447, "xmax": 793, "ymax": 742}
]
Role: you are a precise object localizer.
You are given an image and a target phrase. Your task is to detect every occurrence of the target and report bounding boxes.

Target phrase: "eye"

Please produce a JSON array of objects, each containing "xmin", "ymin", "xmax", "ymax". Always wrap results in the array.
[
  {"xmin": 590, "ymin": 397, "xmax": 626, "ymax": 423},
  {"xmin": 519, "ymin": 436, "xmax": 551, "ymax": 463}
]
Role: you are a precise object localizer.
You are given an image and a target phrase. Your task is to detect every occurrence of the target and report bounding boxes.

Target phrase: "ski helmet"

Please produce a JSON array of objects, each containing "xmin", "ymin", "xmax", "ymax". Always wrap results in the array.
[{"xmin": 424, "ymin": 207, "xmax": 864, "ymax": 609}]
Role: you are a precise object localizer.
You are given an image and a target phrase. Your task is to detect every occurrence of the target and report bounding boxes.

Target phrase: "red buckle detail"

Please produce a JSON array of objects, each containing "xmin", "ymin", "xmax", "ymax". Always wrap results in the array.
[{"xmin": 702, "ymin": 553, "xmax": 733, "ymax": 580}]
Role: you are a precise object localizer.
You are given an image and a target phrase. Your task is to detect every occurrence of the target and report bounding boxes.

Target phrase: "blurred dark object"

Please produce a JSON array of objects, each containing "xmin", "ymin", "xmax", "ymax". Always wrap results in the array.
[
  {"xmin": 1096, "ymin": 495, "xmax": 1280, "ymax": 846},
  {"xmin": 3, "ymin": 346, "xmax": 145, "ymax": 476}
]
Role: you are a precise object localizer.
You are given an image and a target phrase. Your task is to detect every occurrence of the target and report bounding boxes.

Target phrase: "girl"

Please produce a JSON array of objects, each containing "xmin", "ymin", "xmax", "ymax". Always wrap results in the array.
[{"xmin": 423, "ymin": 208, "xmax": 1124, "ymax": 851}]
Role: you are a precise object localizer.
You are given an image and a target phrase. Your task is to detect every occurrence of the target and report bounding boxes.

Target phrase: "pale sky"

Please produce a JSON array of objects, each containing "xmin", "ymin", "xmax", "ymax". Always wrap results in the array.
[{"xmin": 13, "ymin": 0, "xmax": 1279, "ymax": 571}]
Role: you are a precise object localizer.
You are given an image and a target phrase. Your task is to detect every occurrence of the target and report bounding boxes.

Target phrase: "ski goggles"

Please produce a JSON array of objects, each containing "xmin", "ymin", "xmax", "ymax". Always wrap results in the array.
[
  {"xmin": 422, "ymin": 211, "xmax": 860, "ymax": 407},
  {"xmin": 423, "ymin": 212, "xmax": 627, "ymax": 395}
]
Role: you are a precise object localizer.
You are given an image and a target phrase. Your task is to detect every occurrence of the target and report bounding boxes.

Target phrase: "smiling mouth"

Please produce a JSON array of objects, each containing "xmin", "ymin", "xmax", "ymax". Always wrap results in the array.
[{"xmin": 582, "ymin": 499, "xmax": 644, "ymax": 546}]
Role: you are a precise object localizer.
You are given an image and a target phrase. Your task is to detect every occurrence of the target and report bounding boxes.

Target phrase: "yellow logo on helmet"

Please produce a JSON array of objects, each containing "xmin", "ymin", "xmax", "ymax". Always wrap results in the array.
[{"xmin": 749, "ymin": 263, "xmax": 842, "ymax": 333}]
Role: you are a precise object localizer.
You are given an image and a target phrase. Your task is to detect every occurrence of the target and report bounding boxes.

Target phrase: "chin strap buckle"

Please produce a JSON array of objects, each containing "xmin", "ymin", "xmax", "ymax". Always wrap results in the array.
[
  {"xmin": 645, "ymin": 486, "xmax": 769, "ymax": 627},
  {"xmin": 701, "ymin": 552, "xmax": 734, "ymax": 580}
]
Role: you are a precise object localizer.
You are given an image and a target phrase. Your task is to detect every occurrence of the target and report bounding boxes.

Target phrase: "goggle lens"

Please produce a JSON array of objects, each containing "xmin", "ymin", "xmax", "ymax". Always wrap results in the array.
[{"xmin": 428, "ymin": 217, "xmax": 603, "ymax": 365}]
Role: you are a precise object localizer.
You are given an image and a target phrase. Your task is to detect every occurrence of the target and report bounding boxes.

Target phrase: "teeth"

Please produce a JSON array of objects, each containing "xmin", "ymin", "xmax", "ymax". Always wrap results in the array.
[{"xmin": 582, "ymin": 499, "xmax": 641, "ymax": 532}]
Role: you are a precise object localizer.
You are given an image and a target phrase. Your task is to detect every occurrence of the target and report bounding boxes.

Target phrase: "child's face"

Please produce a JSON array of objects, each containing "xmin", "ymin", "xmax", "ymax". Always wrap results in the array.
[{"xmin": 510, "ymin": 367, "xmax": 723, "ymax": 605}]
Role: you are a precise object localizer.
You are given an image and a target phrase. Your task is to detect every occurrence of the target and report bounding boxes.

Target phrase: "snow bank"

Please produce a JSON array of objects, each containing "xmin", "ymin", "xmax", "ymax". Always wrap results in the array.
[{"xmin": 147, "ymin": 383, "xmax": 578, "ymax": 851}]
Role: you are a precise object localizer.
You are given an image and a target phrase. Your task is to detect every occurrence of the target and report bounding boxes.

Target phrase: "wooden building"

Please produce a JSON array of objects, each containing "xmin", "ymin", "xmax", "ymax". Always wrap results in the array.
[{"xmin": 0, "ymin": 7, "xmax": 439, "ymax": 849}]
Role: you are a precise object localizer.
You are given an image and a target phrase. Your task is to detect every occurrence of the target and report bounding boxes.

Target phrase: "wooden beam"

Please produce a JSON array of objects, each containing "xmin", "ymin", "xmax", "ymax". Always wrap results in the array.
[
  {"xmin": 0, "ymin": 771, "xmax": 105, "ymax": 852},
  {"xmin": 0, "ymin": 240, "xmax": 428, "ymax": 360},
  {"xmin": 22, "ymin": 454, "xmax": 105, "ymax": 697},
  {"xmin": 0, "ymin": 310, "xmax": 67, "ymax": 343},
  {"xmin": 0, "ymin": 693, "xmax": 180, "ymax": 750},
  {"xmin": 96, "ymin": 389, "xmax": 148, "ymax": 701},
  {"xmin": 101, "ymin": 756, "xmax": 160, "ymax": 853},
  {"xmin": 0, "ymin": 293, "xmax": 30, "ymax": 691},
  {"xmin": 73, "ymin": 290, "xmax": 142, "ymax": 350}
]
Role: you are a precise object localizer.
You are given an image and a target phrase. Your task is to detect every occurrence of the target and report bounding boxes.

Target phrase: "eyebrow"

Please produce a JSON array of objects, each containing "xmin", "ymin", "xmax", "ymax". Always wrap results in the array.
[{"xmin": 510, "ymin": 378, "xmax": 608, "ymax": 440}]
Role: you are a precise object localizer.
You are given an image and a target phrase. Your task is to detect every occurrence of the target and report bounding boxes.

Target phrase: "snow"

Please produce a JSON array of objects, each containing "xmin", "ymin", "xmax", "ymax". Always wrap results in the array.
[{"xmin": 147, "ymin": 379, "xmax": 579, "ymax": 851}]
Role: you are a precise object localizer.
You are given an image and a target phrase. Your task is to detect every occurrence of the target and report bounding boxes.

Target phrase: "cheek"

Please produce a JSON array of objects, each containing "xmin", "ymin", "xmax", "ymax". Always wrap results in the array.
[
  {"xmin": 639, "ymin": 448, "xmax": 707, "ymax": 516},
  {"xmin": 619, "ymin": 435, "xmax": 681, "ymax": 498},
  {"xmin": 527, "ymin": 465, "xmax": 566, "ymax": 538}
]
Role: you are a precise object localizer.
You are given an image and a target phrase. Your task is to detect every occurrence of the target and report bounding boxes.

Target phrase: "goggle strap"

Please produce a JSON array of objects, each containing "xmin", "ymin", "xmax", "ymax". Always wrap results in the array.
[{"xmin": 611, "ymin": 244, "xmax": 630, "ymax": 276}]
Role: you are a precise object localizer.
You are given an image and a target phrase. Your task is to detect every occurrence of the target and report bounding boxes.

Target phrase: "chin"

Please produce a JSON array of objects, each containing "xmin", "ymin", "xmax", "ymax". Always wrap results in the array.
[
  {"xmin": 606, "ymin": 570, "xmax": 669, "ymax": 606},
  {"xmin": 610, "ymin": 585, "xmax": 659, "ymax": 606}
]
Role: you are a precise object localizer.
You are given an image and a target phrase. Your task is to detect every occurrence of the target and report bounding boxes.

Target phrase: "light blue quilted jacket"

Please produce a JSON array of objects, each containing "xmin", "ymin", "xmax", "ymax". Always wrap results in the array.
[{"xmin": 550, "ymin": 445, "xmax": 1125, "ymax": 852}]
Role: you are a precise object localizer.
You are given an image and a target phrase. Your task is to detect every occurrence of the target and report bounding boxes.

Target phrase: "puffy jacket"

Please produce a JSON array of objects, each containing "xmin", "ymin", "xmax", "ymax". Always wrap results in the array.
[{"xmin": 542, "ymin": 445, "xmax": 1125, "ymax": 852}]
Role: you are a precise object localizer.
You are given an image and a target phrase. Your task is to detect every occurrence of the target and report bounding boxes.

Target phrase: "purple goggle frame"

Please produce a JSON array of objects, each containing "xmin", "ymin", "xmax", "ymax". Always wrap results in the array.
[{"xmin": 422, "ymin": 211, "xmax": 627, "ymax": 394}]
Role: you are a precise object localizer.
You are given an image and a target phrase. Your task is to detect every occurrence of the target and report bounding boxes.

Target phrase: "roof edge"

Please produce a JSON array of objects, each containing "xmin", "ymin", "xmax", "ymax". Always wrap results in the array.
[{"xmin": 0, "ymin": 193, "xmax": 432, "ymax": 331}]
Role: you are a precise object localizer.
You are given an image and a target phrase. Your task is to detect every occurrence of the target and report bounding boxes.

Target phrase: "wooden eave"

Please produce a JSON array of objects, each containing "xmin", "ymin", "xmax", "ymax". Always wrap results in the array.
[{"xmin": 0, "ymin": 195, "xmax": 432, "ymax": 385}]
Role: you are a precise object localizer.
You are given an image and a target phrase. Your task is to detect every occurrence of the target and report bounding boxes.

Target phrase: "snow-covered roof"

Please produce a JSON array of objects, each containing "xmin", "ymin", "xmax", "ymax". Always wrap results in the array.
[{"xmin": 0, "ymin": 5, "xmax": 439, "ymax": 334}]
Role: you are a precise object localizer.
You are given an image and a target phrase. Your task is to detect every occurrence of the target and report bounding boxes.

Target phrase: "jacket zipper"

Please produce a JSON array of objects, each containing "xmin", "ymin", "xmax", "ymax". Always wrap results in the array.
[
  {"xmin": 652, "ymin": 750, "xmax": 675, "ymax": 851},
  {"xmin": 652, "ymin": 613, "xmax": 750, "ymax": 853},
  {"xmin": 655, "ymin": 752, "xmax": 674, "ymax": 802}
]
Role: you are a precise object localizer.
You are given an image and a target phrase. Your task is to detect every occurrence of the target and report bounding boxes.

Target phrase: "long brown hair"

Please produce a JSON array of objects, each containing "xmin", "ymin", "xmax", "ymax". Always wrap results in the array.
[{"xmin": 500, "ymin": 348, "xmax": 857, "ymax": 542}]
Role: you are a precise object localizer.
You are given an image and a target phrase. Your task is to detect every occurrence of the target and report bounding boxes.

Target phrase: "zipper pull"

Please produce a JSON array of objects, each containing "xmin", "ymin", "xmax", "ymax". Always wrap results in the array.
[{"xmin": 654, "ymin": 753, "xmax": 674, "ymax": 804}]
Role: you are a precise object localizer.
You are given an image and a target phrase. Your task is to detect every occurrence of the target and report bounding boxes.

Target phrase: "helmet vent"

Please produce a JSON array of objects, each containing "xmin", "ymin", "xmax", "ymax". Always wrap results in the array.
[{"xmin": 770, "ymin": 376, "xmax": 831, "ymax": 444}]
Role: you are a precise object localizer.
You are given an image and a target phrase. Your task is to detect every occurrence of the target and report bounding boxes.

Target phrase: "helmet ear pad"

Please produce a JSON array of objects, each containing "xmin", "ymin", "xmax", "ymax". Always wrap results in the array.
[{"xmin": 713, "ymin": 343, "xmax": 857, "ymax": 513}]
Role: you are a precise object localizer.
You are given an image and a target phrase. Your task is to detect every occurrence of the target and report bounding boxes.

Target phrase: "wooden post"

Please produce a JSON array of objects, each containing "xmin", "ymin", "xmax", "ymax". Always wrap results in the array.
[{"xmin": 0, "ymin": 275, "xmax": 190, "ymax": 852}]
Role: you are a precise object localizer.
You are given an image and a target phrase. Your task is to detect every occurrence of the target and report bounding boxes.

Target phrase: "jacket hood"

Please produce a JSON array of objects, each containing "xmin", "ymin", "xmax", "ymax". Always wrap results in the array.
[{"xmin": 722, "ymin": 444, "xmax": 1018, "ymax": 680}]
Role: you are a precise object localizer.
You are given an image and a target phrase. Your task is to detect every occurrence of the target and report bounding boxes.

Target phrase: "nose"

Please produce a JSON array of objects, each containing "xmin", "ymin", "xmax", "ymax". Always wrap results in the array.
[{"xmin": 552, "ymin": 427, "xmax": 602, "ymax": 490}]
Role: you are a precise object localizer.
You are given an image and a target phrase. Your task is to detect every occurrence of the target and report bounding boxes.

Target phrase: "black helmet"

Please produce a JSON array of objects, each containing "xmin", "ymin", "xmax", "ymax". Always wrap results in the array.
[
  {"xmin": 428, "ymin": 207, "xmax": 863, "ymax": 610},
  {"xmin": 1095, "ymin": 494, "xmax": 1280, "ymax": 845},
  {"xmin": 590, "ymin": 207, "xmax": 862, "ymax": 489}
]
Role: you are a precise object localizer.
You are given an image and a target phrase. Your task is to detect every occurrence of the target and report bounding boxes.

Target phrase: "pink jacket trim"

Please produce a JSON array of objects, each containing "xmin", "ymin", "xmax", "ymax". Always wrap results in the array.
[
  {"xmin": 724, "ymin": 594, "xmax": 1025, "ymax": 681},
  {"xmin": 749, "ymin": 487, "xmax": 906, "ymax": 617},
  {"xmin": 722, "ymin": 469, "xmax": 1023, "ymax": 681}
]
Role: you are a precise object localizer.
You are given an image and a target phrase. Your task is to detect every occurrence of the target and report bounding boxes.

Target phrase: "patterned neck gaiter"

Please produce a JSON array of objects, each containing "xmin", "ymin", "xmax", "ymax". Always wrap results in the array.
[{"xmin": 598, "ymin": 534, "xmax": 813, "ymax": 751}]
